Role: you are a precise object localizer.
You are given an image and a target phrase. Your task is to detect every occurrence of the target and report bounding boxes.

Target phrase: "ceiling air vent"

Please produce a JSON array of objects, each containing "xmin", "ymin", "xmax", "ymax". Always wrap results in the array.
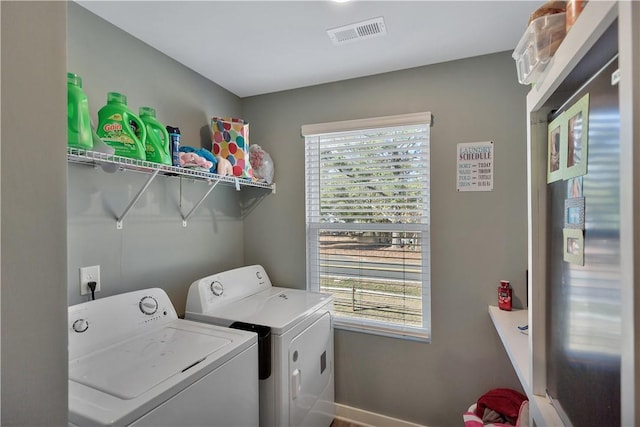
[{"xmin": 327, "ymin": 17, "xmax": 387, "ymax": 45}]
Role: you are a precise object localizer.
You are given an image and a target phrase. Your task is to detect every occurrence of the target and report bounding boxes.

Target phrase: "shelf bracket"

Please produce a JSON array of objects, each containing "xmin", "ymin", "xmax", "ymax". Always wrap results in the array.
[
  {"xmin": 181, "ymin": 179, "xmax": 221, "ymax": 227},
  {"xmin": 116, "ymin": 169, "xmax": 160, "ymax": 229}
]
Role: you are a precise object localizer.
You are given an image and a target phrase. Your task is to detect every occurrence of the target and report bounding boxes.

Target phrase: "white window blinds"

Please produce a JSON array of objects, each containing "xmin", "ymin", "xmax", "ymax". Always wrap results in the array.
[{"xmin": 302, "ymin": 112, "xmax": 431, "ymax": 341}]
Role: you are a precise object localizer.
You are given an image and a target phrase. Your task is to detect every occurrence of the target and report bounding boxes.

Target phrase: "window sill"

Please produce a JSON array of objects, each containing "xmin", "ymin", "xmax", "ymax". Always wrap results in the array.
[{"xmin": 333, "ymin": 319, "xmax": 430, "ymax": 343}]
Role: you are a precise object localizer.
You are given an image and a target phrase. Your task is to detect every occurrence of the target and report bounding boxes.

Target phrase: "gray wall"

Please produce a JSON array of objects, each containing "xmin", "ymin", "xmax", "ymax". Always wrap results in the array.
[
  {"xmin": 1, "ymin": 2, "xmax": 68, "ymax": 425},
  {"xmin": 242, "ymin": 53, "xmax": 529, "ymax": 426},
  {"xmin": 0, "ymin": 3, "xmax": 529, "ymax": 425},
  {"xmin": 66, "ymin": 3, "xmax": 250, "ymax": 311}
]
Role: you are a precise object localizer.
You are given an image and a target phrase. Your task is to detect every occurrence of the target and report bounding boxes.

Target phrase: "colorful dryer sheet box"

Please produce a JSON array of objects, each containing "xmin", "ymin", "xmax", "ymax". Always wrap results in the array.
[{"xmin": 211, "ymin": 117, "xmax": 253, "ymax": 179}]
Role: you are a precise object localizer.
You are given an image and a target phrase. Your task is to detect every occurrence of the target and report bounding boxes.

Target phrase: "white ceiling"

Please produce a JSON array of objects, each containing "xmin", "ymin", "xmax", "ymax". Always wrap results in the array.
[{"xmin": 76, "ymin": 1, "xmax": 543, "ymax": 98}]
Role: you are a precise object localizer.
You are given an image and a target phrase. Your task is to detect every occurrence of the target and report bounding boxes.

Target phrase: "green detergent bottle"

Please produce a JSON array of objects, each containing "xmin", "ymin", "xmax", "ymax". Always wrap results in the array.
[
  {"xmin": 97, "ymin": 92, "xmax": 147, "ymax": 160},
  {"xmin": 67, "ymin": 72, "xmax": 93, "ymax": 150},
  {"xmin": 139, "ymin": 107, "xmax": 171, "ymax": 165}
]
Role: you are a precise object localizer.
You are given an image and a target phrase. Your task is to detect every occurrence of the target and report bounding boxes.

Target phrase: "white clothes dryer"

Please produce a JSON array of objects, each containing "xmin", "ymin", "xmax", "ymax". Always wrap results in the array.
[
  {"xmin": 185, "ymin": 265, "xmax": 335, "ymax": 427},
  {"xmin": 68, "ymin": 288, "xmax": 259, "ymax": 427}
]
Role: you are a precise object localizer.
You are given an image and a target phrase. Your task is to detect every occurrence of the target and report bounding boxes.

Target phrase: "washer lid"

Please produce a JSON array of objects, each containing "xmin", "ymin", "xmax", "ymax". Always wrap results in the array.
[
  {"xmin": 197, "ymin": 287, "xmax": 332, "ymax": 334},
  {"xmin": 69, "ymin": 325, "xmax": 230, "ymax": 399}
]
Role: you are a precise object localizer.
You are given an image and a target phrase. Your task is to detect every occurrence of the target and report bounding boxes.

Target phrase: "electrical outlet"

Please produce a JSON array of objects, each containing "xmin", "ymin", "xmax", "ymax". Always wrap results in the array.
[{"xmin": 80, "ymin": 265, "xmax": 101, "ymax": 296}]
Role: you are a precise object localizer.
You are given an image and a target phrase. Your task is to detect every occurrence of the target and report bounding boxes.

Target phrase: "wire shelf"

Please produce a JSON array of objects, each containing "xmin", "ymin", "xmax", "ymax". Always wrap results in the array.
[
  {"xmin": 67, "ymin": 147, "xmax": 274, "ymax": 191},
  {"xmin": 67, "ymin": 147, "xmax": 275, "ymax": 229}
]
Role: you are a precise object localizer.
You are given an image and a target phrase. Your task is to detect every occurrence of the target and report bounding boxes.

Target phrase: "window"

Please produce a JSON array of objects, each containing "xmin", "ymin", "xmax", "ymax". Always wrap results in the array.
[{"xmin": 302, "ymin": 112, "xmax": 431, "ymax": 341}]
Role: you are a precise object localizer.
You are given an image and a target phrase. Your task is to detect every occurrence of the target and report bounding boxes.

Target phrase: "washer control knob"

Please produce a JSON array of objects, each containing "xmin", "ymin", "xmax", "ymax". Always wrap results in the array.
[
  {"xmin": 139, "ymin": 296, "xmax": 158, "ymax": 315},
  {"xmin": 72, "ymin": 318, "xmax": 89, "ymax": 333},
  {"xmin": 210, "ymin": 281, "xmax": 224, "ymax": 297},
  {"xmin": 256, "ymin": 271, "xmax": 263, "ymax": 280}
]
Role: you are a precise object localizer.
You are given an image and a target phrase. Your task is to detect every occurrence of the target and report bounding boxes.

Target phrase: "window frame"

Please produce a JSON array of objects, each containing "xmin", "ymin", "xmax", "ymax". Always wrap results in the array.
[{"xmin": 302, "ymin": 112, "xmax": 432, "ymax": 342}]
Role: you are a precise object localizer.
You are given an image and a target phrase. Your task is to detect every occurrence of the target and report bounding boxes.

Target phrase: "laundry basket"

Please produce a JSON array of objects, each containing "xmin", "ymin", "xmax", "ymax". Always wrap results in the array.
[{"xmin": 463, "ymin": 388, "xmax": 529, "ymax": 427}]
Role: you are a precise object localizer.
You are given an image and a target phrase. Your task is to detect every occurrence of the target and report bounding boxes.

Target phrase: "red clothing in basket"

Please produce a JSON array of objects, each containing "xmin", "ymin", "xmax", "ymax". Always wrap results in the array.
[{"xmin": 474, "ymin": 388, "xmax": 527, "ymax": 425}]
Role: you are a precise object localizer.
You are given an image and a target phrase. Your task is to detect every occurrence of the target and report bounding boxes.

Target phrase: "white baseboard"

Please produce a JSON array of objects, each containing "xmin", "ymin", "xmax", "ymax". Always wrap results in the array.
[{"xmin": 334, "ymin": 403, "xmax": 428, "ymax": 427}]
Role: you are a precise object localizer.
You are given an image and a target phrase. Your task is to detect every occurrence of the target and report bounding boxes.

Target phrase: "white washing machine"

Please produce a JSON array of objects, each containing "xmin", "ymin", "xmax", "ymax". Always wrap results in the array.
[
  {"xmin": 68, "ymin": 288, "xmax": 259, "ymax": 426},
  {"xmin": 185, "ymin": 265, "xmax": 335, "ymax": 427}
]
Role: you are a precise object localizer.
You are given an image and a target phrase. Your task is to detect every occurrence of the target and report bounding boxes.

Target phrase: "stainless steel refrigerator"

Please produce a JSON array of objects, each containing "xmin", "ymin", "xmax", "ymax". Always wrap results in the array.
[{"xmin": 546, "ymin": 53, "xmax": 621, "ymax": 426}]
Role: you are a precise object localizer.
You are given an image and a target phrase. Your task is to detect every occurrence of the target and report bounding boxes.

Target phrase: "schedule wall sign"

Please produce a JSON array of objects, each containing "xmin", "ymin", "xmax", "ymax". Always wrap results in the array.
[{"xmin": 457, "ymin": 141, "xmax": 494, "ymax": 192}]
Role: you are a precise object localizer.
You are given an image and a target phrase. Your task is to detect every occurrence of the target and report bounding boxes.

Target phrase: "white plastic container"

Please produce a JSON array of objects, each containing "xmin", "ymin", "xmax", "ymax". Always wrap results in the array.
[{"xmin": 512, "ymin": 12, "xmax": 567, "ymax": 85}]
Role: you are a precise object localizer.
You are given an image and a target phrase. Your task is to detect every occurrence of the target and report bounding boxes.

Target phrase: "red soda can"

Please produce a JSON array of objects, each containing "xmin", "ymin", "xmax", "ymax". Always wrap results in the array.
[{"xmin": 498, "ymin": 280, "xmax": 512, "ymax": 311}]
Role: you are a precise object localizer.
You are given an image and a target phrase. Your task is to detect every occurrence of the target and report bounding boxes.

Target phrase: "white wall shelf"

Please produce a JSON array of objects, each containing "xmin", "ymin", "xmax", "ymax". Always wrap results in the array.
[
  {"xmin": 488, "ymin": 306, "xmax": 529, "ymax": 391},
  {"xmin": 526, "ymin": 1, "xmax": 618, "ymax": 112},
  {"xmin": 488, "ymin": 306, "xmax": 563, "ymax": 426},
  {"xmin": 67, "ymin": 147, "xmax": 275, "ymax": 229}
]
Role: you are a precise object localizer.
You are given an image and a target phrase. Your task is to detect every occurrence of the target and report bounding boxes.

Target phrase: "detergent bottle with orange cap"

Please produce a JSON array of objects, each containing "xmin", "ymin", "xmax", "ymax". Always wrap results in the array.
[{"xmin": 97, "ymin": 92, "xmax": 146, "ymax": 160}]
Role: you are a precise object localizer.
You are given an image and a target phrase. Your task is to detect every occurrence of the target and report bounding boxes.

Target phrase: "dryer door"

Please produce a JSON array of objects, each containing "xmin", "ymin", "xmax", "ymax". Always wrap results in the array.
[{"xmin": 288, "ymin": 312, "xmax": 334, "ymax": 427}]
